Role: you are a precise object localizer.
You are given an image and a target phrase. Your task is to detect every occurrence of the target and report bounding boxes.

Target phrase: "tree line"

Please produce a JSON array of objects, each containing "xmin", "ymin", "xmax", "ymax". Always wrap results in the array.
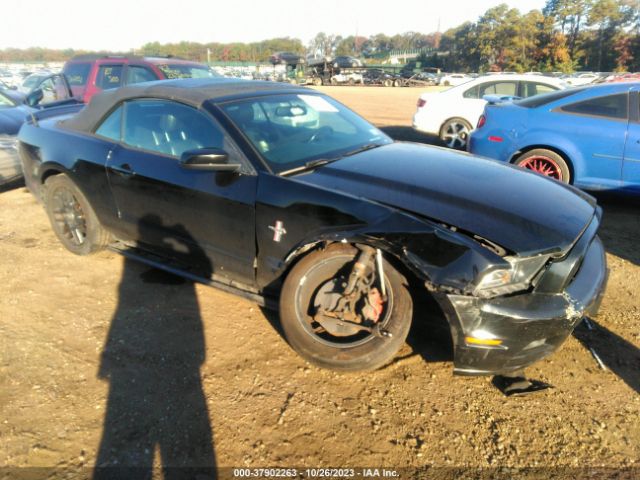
[{"xmin": 1, "ymin": 0, "xmax": 638, "ymax": 72}]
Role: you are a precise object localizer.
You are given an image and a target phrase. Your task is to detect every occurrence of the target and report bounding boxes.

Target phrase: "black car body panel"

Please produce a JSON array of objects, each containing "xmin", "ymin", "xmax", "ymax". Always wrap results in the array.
[
  {"xmin": 17, "ymin": 78, "xmax": 608, "ymax": 375},
  {"xmin": 297, "ymin": 143, "xmax": 597, "ymax": 256}
]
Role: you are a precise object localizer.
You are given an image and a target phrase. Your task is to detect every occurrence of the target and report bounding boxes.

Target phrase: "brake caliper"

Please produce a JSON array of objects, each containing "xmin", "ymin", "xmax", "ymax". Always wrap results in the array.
[{"xmin": 314, "ymin": 246, "xmax": 387, "ymax": 336}]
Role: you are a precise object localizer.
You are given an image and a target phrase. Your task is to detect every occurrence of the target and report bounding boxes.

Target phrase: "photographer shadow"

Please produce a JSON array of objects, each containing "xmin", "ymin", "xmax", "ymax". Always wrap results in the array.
[{"xmin": 94, "ymin": 216, "xmax": 217, "ymax": 479}]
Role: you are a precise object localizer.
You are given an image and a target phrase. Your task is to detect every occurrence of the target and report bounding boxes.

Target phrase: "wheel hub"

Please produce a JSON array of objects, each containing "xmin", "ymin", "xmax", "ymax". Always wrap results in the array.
[
  {"xmin": 53, "ymin": 189, "xmax": 86, "ymax": 245},
  {"xmin": 520, "ymin": 155, "xmax": 562, "ymax": 180},
  {"xmin": 443, "ymin": 123, "xmax": 469, "ymax": 148}
]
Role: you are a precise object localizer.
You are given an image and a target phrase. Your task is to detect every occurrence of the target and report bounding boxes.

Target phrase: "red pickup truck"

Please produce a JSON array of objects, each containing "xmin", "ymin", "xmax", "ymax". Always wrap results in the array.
[{"xmin": 62, "ymin": 55, "xmax": 219, "ymax": 103}]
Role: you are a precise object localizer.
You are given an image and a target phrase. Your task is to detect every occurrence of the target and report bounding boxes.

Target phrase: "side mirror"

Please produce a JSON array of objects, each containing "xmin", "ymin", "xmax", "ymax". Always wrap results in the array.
[
  {"xmin": 26, "ymin": 89, "xmax": 43, "ymax": 107},
  {"xmin": 180, "ymin": 148, "xmax": 241, "ymax": 172}
]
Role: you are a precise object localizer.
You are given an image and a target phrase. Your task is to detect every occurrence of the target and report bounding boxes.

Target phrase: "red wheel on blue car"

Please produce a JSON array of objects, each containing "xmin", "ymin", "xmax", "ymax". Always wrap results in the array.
[{"xmin": 514, "ymin": 149, "xmax": 571, "ymax": 184}]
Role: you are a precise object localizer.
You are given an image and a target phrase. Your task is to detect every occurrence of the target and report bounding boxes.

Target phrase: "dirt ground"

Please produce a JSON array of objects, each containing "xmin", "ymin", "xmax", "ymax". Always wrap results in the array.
[{"xmin": 0, "ymin": 86, "xmax": 639, "ymax": 480}]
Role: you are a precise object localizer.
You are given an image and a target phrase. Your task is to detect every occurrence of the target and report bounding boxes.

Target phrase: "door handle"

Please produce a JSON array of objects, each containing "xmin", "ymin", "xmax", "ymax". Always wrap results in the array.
[{"xmin": 111, "ymin": 163, "xmax": 135, "ymax": 178}]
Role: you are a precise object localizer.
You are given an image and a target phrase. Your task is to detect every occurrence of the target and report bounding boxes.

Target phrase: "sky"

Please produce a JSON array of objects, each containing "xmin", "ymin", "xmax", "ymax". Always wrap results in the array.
[{"xmin": 1, "ymin": 0, "xmax": 546, "ymax": 51}]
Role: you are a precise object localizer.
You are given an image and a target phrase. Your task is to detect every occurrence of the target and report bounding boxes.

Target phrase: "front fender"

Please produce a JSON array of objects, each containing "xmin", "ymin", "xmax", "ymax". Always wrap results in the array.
[{"xmin": 259, "ymin": 207, "xmax": 506, "ymax": 297}]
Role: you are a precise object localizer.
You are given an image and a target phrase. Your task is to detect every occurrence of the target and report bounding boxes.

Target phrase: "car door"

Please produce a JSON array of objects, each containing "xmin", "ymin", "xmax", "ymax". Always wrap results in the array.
[
  {"xmin": 622, "ymin": 87, "xmax": 640, "ymax": 192},
  {"xmin": 103, "ymin": 99, "xmax": 258, "ymax": 285},
  {"xmin": 555, "ymin": 92, "xmax": 628, "ymax": 189},
  {"xmin": 36, "ymin": 74, "xmax": 73, "ymax": 104}
]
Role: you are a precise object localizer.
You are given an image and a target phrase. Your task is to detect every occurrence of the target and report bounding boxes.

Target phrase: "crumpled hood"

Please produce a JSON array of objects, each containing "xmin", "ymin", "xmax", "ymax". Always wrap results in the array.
[{"xmin": 299, "ymin": 143, "xmax": 596, "ymax": 255}]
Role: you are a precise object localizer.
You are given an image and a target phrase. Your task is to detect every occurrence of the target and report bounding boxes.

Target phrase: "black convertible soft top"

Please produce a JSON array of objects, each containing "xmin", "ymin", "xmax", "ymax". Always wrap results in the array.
[{"xmin": 60, "ymin": 78, "xmax": 310, "ymax": 133}]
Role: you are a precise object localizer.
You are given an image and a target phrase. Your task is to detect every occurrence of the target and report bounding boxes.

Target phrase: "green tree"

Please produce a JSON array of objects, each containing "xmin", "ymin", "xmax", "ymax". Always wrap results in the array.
[
  {"xmin": 543, "ymin": 0, "xmax": 591, "ymax": 57},
  {"xmin": 586, "ymin": 0, "xmax": 624, "ymax": 70},
  {"xmin": 308, "ymin": 33, "xmax": 342, "ymax": 58}
]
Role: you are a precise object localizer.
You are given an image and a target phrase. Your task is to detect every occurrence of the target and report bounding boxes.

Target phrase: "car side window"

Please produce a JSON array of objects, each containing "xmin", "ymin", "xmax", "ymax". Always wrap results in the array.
[
  {"xmin": 523, "ymin": 81, "xmax": 557, "ymax": 97},
  {"xmin": 96, "ymin": 65, "xmax": 123, "ymax": 90},
  {"xmin": 95, "ymin": 106, "xmax": 123, "ymax": 141},
  {"xmin": 561, "ymin": 93, "xmax": 628, "ymax": 120},
  {"xmin": 121, "ymin": 99, "xmax": 251, "ymax": 171},
  {"xmin": 479, "ymin": 81, "xmax": 517, "ymax": 97},
  {"xmin": 126, "ymin": 66, "xmax": 158, "ymax": 85},
  {"xmin": 463, "ymin": 85, "xmax": 480, "ymax": 99}
]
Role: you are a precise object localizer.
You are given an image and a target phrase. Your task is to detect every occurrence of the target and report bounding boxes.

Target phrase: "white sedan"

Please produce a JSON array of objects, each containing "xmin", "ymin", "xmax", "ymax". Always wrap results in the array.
[{"xmin": 412, "ymin": 74, "xmax": 567, "ymax": 149}]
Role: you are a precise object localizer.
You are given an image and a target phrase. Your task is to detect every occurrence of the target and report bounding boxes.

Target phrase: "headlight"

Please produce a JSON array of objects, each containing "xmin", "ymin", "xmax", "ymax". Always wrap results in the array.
[
  {"xmin": 0, "ymin": 134, "xmax": 18, "ymax": 151},
  {"xmin": 473, "ymin": 254, "xmax": 550, "ymax": 298}
]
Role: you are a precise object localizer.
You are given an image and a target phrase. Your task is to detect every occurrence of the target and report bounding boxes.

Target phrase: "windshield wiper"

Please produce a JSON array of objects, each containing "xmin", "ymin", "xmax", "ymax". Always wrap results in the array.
[
  {"xmin": 340, "ymin": 142, "xmax": 384, "ymax": 157},
  {"xmin": 278, "ymin": 143, "xmax": 385, "ymax": 177},
  {"xmin": 279, "ymin": 158, "xmax": 338, "ymax": 177}
]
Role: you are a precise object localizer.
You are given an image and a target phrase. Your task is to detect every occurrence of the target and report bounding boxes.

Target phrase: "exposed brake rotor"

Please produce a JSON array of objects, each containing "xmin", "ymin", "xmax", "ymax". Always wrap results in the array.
[{"xmin": 312, "ymin": 246, "xmax": 391, "ymax": 338}]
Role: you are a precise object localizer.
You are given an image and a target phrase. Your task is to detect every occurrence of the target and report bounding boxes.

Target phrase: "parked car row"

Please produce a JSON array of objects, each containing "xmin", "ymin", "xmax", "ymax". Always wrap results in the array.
[
  {"xmin": 412, "ymin": 68, "xmax": 640, "ymax": 193},
  {"xmin": 412, "ymin": 74, "xmax": 567, "ymax": 149},
  {"xmin": 0, "ymin": 55, "xmax": 220, "ymax": 187}
]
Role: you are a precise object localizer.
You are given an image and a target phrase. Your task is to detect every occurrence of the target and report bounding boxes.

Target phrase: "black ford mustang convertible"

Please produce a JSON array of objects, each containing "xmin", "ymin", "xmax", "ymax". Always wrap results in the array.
[{"xmin": 18, "ymin": 78, "xmax": 607, "ymax": 375}]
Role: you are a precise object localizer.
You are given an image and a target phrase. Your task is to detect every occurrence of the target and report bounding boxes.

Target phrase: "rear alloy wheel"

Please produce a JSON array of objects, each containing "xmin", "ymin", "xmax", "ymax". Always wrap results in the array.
[
  {"xmin": 393, "ymin": 79, "xmax": 402, "ymax": 87},
  {"xmin": 44, "ymin": 174, "xmax": 110, "ymax": 255},
  {"xmin": 514, "ymin": 149, "xmax": 570, "ymax": 183},
  {"xmin": 383, "ymin": 79, "xmax": 393, "ymax": 87},
  {"xmin": 279, "ymin": 244, "xmax": 412, "ymax": 371},
  {"xmin": 439, "ymin": 118, "xmax": 472, "ymax": 150}
]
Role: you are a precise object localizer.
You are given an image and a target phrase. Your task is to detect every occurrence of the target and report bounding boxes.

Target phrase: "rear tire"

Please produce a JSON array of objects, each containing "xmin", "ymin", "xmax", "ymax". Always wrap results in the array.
[
  {"xmin": 383, "ymin": 79, "xmax": 393, "ymax": 87},
  {"xmin": 439, "ymin": 117, "xmax": 472, "ymax": 150},
  {"xmin": 279, "ymin": 244, "xmax": 412, "ymax": 371},
  {"xmin": 514, "ymin": 149, "xmax": 571, "ymax": 183},
  {"xmin": 43, "ymin": 174, "xmax": 110, "ymax": 255}
]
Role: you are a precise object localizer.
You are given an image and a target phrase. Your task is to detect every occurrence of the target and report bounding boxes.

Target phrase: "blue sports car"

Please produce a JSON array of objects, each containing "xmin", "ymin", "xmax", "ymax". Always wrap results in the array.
[{"xmin": 468, "ymin": 82, "xmax": 640, "ymax": 193}]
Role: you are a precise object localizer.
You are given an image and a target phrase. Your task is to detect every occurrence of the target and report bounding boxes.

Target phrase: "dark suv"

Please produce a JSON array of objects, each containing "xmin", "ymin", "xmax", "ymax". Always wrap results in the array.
[{"xmin": 62, "ymin": 55, "xmax": 219, "ymax": 103}]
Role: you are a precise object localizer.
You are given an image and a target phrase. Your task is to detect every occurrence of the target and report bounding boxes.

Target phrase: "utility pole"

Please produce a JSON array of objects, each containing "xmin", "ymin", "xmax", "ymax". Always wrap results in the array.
[{"xmin": 207, "ymin": 48, "xmax": 211, "ymax": 65}]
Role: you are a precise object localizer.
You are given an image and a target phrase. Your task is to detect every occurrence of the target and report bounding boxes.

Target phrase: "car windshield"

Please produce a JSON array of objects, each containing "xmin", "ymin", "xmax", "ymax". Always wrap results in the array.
[
  {"xmin": 220, "ymin": 93, "xmax": 392, "ymax": 174},
  {"xmin": 157, "ymin": 64, "xmax": 220, "ymax": 79},
  {"xmin": 514, "ymin": 86, "xmax": 586, "ymax": 108}
]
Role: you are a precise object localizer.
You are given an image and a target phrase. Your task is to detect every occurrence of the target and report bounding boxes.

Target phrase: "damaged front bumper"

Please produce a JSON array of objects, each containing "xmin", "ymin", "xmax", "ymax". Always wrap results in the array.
[{"xmin": 441, "ymin": 235, "xmax": 608, "ymax": 376}]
